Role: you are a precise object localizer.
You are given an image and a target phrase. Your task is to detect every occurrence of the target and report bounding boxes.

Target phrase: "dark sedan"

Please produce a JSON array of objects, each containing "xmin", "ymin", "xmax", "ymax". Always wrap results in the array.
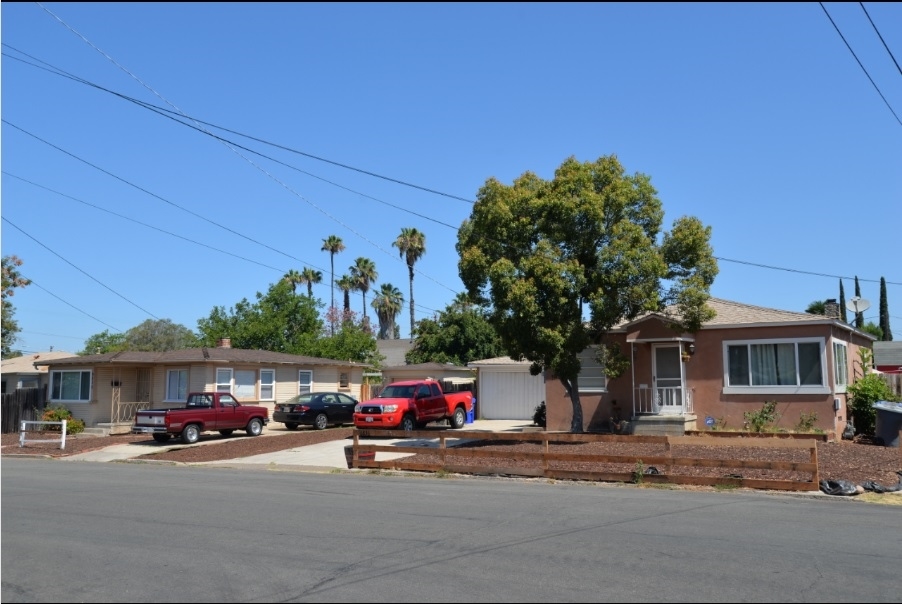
[{"xmin": 272, "ymin": 392, "xmax": 359, "ymax": 430}]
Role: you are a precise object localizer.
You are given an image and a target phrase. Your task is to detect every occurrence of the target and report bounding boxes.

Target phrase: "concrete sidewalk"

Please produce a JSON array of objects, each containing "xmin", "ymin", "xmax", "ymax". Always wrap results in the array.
[{"xmin": 60, "ymin": 419, "xmax": 537, "ymax": 470}]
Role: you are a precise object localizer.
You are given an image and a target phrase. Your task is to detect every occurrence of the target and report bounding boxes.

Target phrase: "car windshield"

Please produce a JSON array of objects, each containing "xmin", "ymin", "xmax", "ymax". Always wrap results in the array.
[{"xmin": 378, "ymin": 385, "xmax": 415, "ymax": 398}]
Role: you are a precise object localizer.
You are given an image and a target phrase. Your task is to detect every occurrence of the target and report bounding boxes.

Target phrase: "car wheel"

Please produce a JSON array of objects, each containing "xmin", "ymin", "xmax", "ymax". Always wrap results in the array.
[
  {"xmin": 284, "ymin": 422, "xmax": 299, "ymax": 430},
  {"xmin": 399, "ymin": 414, "xmax": 416, "ymax": 432},
  {"xmin": 219, "ymin": 429, "xmax": 234, "ymax": 437},
  {"xmin": 314, "ymin": 413, "xmax": 329, "ymax": 431},
  {"xmin": 450, "ymin": 407, "xmax": 466, "ymax": 429},
  {"xmin": 181, "ymin": 424, "xmax": 201, "ymax": 444},
  {"xmin": 246, "ymin": 418, "xmax": 263, "ymax": 436},
  {"xmin": 152, "ymin": 433, "xmax": 172, "ymax": 443}
]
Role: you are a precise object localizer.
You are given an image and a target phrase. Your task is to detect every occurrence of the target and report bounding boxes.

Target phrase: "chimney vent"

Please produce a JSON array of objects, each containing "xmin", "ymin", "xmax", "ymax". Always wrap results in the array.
[
  {"xmin": 824, "ymin": 299, "xmax": 840, "ymax": 319},
  {"xmin": 217, "ymin": 338, "xmax": 232, "ymax": 348}
]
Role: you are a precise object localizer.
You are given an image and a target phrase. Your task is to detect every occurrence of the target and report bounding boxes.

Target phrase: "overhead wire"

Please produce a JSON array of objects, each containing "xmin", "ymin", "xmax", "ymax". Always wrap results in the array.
[{"xmin": 859, "ymin": 2, "xmax": 902, "ymax": 77}]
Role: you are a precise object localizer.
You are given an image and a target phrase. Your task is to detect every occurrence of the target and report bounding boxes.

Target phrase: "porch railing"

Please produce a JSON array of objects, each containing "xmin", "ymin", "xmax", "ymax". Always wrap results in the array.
[
  {"xmin": 112, "ymin": 401, "xmax": 154, "ymax": 424},
  {"xmin": 633, "ymin": 387, "xmax": 693, "ymax": 415}
]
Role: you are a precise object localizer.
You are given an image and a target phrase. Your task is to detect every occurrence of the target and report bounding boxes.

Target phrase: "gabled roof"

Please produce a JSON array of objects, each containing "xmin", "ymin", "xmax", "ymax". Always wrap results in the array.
[
  {"xmin": 375, "ymin": 339, "xmax": 414, "ymax": 367},
  {"xmin": 468, "ymin": 356, "xmax": 532, "ymax": 367},
  {"xmin": 614, "ymin": 297, "xmax": 874, "ymax": 335},
  {"xmin": 382, "ymin": 361, "xmax": 474, "ymax": 373},
  {"xmin": 32, "ymin": 348, "xmax": 367, "ymax": 368},
  {"xmin": 1, "ymin": 351, "xmax": 76, "ymax": 375}
]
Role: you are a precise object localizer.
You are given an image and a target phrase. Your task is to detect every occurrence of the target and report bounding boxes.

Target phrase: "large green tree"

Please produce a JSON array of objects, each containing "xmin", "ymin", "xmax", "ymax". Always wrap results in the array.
[
  {"xmin": 406, "ymin": 295, "xmax": 504, "ymax": 366},
  {"xmin": 805, "ymin": 300, "xmax": 826, "ymax": 315},
  {"xmin": 336, "ymin": 274, "xmax": 356, "ymax": 313},
  {"xmin": 196, "ymin": 280, "xmax": 322, "ymax": 353},
  {"xmin": 80, "ymin": 319, "xmax": 197, "ymax": 354},
  {"xmin": 839, "ymin": 279, "xmax": 847, "ymax": 323},
  {"xmin": 879, "ymin": 276, "xmax": 892, "ymax": 341},
  {"xmin": 392, "ymin": 227, "xmax": 426, "ymax": 337},
  {"xmin": 308, "ymin": 316, "xmax": 380, "ymax": 367},
  {"xmin": 853, "ymin": 276, "xmax": 864, "ymax": 328},
  {"xmin": 372, "ymin": 282, "xmax": 404, "ymax": 340},
  {"xmin": 1, "ymin": 255, "xmax": 30, "ymax": 358},
  {"xmin": 456, "ymin": 155, "xmax": 717, "ymax": 432},
  {"xmin": 80, "ymin": 330, "xmax": 127, "ymax": 355}
]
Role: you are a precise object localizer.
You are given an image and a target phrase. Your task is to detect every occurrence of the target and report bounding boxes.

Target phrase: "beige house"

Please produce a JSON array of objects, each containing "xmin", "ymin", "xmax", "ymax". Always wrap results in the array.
[
  {"xmin": 34, "ymin": 339, "xmax": 367, "ymax": 434},
  {"xmin": 545, "ymin": 298, "xmax": 874, "ymax": 436},
  {"xmin": 1, "ymin": 351, "xmax": 75, "ymax": 394}
]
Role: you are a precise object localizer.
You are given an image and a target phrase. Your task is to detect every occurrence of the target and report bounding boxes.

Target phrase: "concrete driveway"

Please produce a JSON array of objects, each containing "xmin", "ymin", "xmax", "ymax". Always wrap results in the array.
[{"xmin": 62, "ymin": 419, "xmax": 536, "ymax": 469}]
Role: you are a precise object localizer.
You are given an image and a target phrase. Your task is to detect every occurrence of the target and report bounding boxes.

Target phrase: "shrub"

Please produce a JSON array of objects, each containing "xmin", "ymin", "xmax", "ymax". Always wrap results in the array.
[
  {"xmin": 532, "ymin": 401, "xmax": 546, "ymax": 427},
  {"xmin": 795, "ymin": 411, "xmax": 819, "ymax": 433},
  {"xmin": 41, "ymin": 404, "xmax": 86, "ymax": 434},
  {"xmin": 743, "ymin": 401, "xmax": 781, "ymax": 433},
  {"xmin": 847, "ymin": 373, "xmax": 897, "ymax": 436}
]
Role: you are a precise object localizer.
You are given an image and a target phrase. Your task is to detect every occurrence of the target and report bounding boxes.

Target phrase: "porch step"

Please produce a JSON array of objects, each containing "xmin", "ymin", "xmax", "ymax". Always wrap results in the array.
[
  {"xmin": 92, "ymin": 422, "xmax": 133, "ymax": 436},
  {"xmin": 80, "ymin": 427, "xmax": 109, "ymax": 437},
  {"xmin": 629, "ymin": 414, "xmax": 697, "ymax": 436}
]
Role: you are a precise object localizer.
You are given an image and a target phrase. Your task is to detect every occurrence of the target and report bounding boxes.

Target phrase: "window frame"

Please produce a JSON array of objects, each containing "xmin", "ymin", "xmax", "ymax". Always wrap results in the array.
[
  {"xmin": 50, "ymin": 370, "xmax": 93, "ymax": 403},
  {"xmin": 260, "ymin": 369, "xmax": 275, "ymax": 401},
  {"xmin": 339, "ymin": 372, "xmax": 350, "ymax": 390},
  {"xmin": 722, "ymin": 337, "xmax": 829, "ymax": 395},
  {"xmin": 298, "ymin": 370, "xmax": 313, "ymax": 395},
  {"xmin": 234, "ymin": 369, "xmax": 256, "ymax": 400},
  {"xmin": 216, "ymin": 368, "xmax": 233, "ymax": 393},
  {"xmin": 833, "ymin": 340, "xmax": 849, "ymax": 392},
  {"xmin": 577, "ymin": 346, "xmax": 607, "ymax": 393},
  {"xmin": 165, "ymin": 369, "xmax": 189, "ymax": 402}
]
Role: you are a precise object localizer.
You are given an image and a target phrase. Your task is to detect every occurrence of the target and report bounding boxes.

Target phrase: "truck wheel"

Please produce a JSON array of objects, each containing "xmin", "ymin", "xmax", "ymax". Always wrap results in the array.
[
  {"xmin": 181, "ymin": 424, "xmax": 201, "ymax": 444},
  {"xmin": 399, "ymin": 415, "xmax": 416, "ymax": 432},
  {"xmin": 314, "ymin": 413, "xmax": 329, "ymax": 430},
  {"xmin": 152, "ymin": 434, "xmax": 172, "ymax": 443},
  {"xmin": 219, "ymin": 429, "xmax": 234, "ymax": 437},
  {"xmin": 246, "ymin": 418, "xmax": 263, "ymax": 436},
  {"xmin": 450, "ymin": 407, "xmax": 466, "ymax": 429},
  {"xmin": 284, "ymin": 422, "xmax": 299, "ymax": 430}
]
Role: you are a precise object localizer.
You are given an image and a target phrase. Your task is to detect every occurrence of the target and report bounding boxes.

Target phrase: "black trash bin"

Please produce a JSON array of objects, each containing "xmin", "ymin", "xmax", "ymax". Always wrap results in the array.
[{"xmin": 873, "ymin": 401, "xmax": 902, "ymax": 448}]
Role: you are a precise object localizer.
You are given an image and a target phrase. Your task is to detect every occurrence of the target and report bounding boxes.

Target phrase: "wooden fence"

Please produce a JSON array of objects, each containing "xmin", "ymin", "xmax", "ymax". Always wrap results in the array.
[
  {"xmin": 1, "ymin": 387, "xmax": 48, "ymax": 433},
  {"xmin": 349, "ymin": 429, "xmax": 820, "ymax": 492}
]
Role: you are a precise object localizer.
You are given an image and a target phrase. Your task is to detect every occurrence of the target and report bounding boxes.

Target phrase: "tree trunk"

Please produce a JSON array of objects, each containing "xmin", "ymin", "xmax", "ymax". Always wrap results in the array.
[
  {"xmin": 408, "ymin": 264, "xmax": 416, "ymax": 337},
  {"xmin": 560, "ymin": 376, "xmax": 583, "ymax": 433}
]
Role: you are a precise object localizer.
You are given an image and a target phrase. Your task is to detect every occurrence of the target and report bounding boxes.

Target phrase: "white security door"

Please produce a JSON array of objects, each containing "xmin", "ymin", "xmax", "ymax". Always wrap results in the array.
[{"xmin": 652, "ymin": 344, "xmax": 684, "ymax": 415}]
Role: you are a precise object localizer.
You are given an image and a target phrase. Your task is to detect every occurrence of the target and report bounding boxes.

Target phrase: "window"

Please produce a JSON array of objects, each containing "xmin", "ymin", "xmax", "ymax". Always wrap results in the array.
[
  {"xmin": 166, "ymin": 369, "xmax": 188, "ymax": 401},
  {"xmin": 833, "ymin": 341, "xmax": 848, "ymax": 389},
  {"xmin": 219, "ymin": 394, "xmax": 238, "ymax": 407},
  {"xmin": 216, "ymin": 368, "xmax": 233, "ymax": 393},
  {"xmin": 260, "ymin": 369, "xmax": 275, "ymax": 400},
  {"xmin": 235, "ymin": 370, "xmax": 256, "ymax": 399},
  {"xmin": 339, "ymin": 372, "xmax": 349, "ymax": 390},
  {"xmin": 577, "ymin": 346, "xmax": 606, "ymax": 392},
  {"xmin": 298, "ymin": 370, "xmax": 312, "ymax": 395},
  {"xmin": 724, "ymin": 338, "xmax": 827, "ymax": 394},
  {"xmin": 50, "ymin": 370, "xmax": 92, "ymax": 402}
]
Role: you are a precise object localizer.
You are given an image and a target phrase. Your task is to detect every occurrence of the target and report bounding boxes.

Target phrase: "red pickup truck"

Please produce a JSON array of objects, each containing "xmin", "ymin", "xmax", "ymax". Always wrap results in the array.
[
  {"xmin": 353, "ymin": 379, "xmax": 473, "ymax": 431},
  {"xmin": 132, "ymin": 392, "xmax": 270, "ymax": 444}
]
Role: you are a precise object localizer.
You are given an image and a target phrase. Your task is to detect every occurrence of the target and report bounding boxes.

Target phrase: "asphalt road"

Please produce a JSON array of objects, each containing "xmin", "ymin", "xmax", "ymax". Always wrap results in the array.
[{"xmin": 2, "ymin": 458, "xmax": 900, "ymax": 603}]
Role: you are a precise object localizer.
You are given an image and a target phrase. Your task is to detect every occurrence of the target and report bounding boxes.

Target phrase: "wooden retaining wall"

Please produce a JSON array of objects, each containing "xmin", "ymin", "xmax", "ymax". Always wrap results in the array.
[{"xmin": 350, "ymin": 429, "xmax": 820, "ymax": 492}]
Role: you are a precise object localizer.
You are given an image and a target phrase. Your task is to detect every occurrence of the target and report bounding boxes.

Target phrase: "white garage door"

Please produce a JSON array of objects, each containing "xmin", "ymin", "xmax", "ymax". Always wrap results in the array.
[{"xmin": 478, "ymin": 370, "xmax": 545, "ymax": 420}]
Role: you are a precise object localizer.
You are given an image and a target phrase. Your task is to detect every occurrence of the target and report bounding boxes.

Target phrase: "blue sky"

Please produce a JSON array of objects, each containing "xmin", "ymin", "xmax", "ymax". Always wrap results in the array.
[{"xmin": 2, "ymin": 2, "xmax": 900, "ymax": 355}]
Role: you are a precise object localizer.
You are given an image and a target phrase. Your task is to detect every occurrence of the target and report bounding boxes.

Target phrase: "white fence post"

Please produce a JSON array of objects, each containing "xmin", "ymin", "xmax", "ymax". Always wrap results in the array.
[{"xmin": 18, "ymin": 419, "xmax": 69, "ymax": 450}]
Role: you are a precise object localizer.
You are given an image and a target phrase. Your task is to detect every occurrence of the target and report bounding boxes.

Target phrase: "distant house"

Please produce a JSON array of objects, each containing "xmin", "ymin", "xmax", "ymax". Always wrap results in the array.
[
  {"xmin": 544, "ymin": 298, "xmax": 875, "ymax": 436},
  {"xmin": 33, "ymin": 339, "xmax": 367, "ymax": 433},
  {"xmin": 1, "ymin": 351, "xmax": 74, "ymax": 394},
  {"xmin": 380, "ymin": 361, "xmax": 476, "ymax": 392},
  {"xmin": 375, "ymin": 338, "xmax": 414, "ymax": 368}
]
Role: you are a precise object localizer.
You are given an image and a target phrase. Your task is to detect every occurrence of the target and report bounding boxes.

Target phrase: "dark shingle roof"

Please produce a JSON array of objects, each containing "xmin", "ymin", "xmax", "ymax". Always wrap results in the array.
[{"xmin": 33, "ymin": 348, "xmax": 367, "ymax": 367}]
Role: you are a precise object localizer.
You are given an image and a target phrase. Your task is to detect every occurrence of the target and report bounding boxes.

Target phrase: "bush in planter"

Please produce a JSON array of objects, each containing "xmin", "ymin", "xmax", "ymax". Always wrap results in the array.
[
  {"xmin": 847, "ymin": 373, "xmax": 897, "ymax": 436},
  {"xmin": 41, "ymin": 404, "xmax": 86, "ymax": 434},
  {"xmin": 532, "ymin": 401, "xmax": 546, "ymax": 428}
]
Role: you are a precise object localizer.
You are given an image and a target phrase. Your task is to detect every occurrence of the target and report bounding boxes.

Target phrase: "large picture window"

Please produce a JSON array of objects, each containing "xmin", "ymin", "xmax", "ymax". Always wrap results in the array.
[
  {"xmin": 50, "ymin": 370, "xmax": 92, "ymax": 402},
  {"xmin": 724, "ymin": 338, "xmax": 827, "ymax": 394},
  {"xmin": 234, "ymin": 370, "xmax": 256, "ymax": 400},
  {"xmin": 166, "ymin": 369, "xmax": 188, "ymax": 401},
  {"xmin": 577, "ymin": 346, "xmax": 606, "ymax": 393}
]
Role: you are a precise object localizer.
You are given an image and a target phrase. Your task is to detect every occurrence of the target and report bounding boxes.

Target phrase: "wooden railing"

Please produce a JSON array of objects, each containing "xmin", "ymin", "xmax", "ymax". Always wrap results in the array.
[{"xmin": 350, "ymin": 429, "xmax": 820, "ymax": 492}]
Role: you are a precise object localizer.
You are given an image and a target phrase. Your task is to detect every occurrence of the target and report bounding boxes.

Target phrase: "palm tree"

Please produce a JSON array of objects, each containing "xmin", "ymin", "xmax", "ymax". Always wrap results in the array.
[
  {"xmin": 392, "ymin": 227, "xmax": 426, "ymax": 336},
  {"xmin": 349, "ymin": 257, "xmax": 377, "ymax": 319},
  {"xmin": 321, "ymin": 235, "xmax": 346, "ymax": 325},
  {"xmin": 283, "ymin": 269, "xmax": 302, "ymax": 294},
  {"xmin": 372, "ymin": 283, "xmax": 404, "ymax": 340},
  {"xmin": 336, "ymin": 274, "xmax": 356, "ymax": 314},
  {"xmin": 299, "ymin": 267, "xmax": 323, "ymax": 298}
]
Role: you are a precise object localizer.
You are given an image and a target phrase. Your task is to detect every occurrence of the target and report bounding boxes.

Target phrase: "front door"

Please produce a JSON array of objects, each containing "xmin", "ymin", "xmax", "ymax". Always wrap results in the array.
[
  {"xmin": 652, "ymin": 344, "xmax": 684, "ymax": 415},
  {"xmin": 136, "ymin": 368, "xmax": 151, "ymax": 402}
]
